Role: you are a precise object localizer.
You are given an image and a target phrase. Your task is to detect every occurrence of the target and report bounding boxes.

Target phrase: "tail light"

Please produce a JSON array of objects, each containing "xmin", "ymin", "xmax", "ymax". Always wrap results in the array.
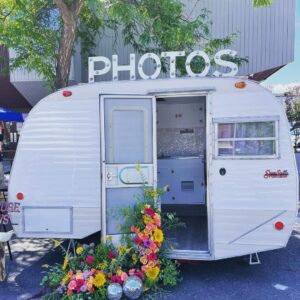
[
  {"xmin": 16, "ymin": 192, "xmax": 24, "ymax": 200},
  {"xmin": 62, "ymin": 90, "xmax": 72, "ymax": 97},
  {"xmin": 274, "ymin": 221, "xmax": 284, "ymax": 231}
]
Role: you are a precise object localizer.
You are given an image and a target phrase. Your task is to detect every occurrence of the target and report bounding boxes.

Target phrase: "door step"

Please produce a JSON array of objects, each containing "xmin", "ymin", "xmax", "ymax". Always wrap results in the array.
[{"xmin": 167, "ymin": 250, "xmax": 211, "ymax": 260}]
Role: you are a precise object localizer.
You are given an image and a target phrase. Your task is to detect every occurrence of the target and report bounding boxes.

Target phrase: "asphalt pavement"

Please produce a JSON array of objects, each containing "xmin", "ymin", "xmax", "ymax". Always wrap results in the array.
[{"xmin": 0, "ymin": 221, "xmax": 300, "ymax": 300}]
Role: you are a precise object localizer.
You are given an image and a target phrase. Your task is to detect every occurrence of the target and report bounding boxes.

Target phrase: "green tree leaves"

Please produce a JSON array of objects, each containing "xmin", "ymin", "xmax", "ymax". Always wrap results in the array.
[{"xmin": 0, "ymin": 0, "xmax": 244, "ymax": 90}]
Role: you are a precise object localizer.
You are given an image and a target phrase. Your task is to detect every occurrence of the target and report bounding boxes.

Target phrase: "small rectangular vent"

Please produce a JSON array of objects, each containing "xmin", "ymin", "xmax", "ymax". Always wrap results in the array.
[
  {"xmin": 181, "ymin": 181, "xmax": 194, "ymax": 192},
  {"xmin": 180, "ymin": 128, "xmax": 194, "ymax": 134}
]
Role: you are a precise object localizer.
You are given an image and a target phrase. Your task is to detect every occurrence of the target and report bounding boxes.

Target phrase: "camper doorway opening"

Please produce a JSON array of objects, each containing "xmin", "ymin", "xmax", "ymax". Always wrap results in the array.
[{"xmin": 8, "ymin": 78, "xmax": 298, "ymax": 261}]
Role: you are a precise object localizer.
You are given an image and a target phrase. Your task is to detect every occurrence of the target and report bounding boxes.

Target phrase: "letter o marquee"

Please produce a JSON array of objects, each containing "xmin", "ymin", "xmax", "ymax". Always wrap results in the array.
[
  {"xmin": 185, "ymin": 51, "xmax": 210, "ymax": 77},
  {"xmin": 138, "ymin": 53, "xmax": 162, "ymax": 80}
]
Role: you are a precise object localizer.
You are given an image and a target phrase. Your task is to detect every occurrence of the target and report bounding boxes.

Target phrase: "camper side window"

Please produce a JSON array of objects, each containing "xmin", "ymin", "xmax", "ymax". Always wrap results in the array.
[{"xmin": 216, "ymin": 121, "xmax": 277, "ymax": 157}]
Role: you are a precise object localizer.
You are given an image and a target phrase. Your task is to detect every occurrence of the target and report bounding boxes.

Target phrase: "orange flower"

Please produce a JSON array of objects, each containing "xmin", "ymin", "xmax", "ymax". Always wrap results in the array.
[{"xmin": 140, "ymin": 256, "xmax": 148, "ymax": 265}]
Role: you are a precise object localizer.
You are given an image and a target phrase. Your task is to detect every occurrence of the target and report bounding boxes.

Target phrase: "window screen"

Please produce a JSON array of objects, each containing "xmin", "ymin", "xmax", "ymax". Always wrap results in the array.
[{"xmin": 216, "ymin": 121, "xmax": 277, "ymax": 157}]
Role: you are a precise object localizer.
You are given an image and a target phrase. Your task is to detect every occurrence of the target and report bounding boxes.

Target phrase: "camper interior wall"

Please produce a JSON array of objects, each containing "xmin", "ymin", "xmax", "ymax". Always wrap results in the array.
[{"xmin": 156, "ymin": 96, "xmax": 208, "ymax": 252}]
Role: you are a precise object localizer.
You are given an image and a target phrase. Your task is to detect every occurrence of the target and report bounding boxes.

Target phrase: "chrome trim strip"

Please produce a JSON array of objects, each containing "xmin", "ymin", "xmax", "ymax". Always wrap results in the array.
[{"xmin": 229, "ymin": 210, "xmax": 287, "ymax": 244}]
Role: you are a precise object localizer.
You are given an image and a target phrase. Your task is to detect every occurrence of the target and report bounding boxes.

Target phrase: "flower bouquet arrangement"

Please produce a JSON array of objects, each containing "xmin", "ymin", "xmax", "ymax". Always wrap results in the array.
[{"xmin": 40, "ymin": 186, "xmax": 183, "ymax": 299}]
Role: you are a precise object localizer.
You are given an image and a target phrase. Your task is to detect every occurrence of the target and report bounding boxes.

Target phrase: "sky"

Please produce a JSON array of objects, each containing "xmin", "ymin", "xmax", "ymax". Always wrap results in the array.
[{"xmin": 263, "ymin": 1, "xmax": 300, "ymax": 91}]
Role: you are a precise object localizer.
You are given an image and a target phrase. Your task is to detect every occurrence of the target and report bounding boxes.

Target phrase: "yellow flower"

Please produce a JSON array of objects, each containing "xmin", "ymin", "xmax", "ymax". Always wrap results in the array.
[
  {"xmin": 94, "ymin": 272, "xmax": 106, "ymax": 288},
  {"xmin": 132, "ymin": 254, "xmax": 138, "ymax": 264},
  {"xmin": 146, "ymin": 190, "xmax": 158, "ymax": 198},
  {"xmin": 153, "ymin": 229, "xmax": 164, "ymax": 243},
  {"xmin": 107, "ymin": 236, "xmax": 112, "ymax": 242},
  {"xmin": 76, "ymin": 246, "xmax": 84, "ymax": 255},
  {"xmin": 118, "ymin": 246, "xmax": 124, "ymax": 256},
  {"xmin": 140, "ymin": 255, "xmax": 148, "ymax": 265},
  {"xmin": 98, "ymin": 262, "xmax": 108, "ymax": 269},
  {"xmin": 136, "ymin": 163, "xmax": 141, "ymax": 173},
  {"xmin": 53, "ymin": 239, "xmax": 62, "ymax": 248},
  {"xmin": 163, "ymin": 185, "xmax": 169, "ymax": 192},
  {"xmin": 62, "ymin": 273, "xmax": 71, "ymax": 285},
  {"xmin": 143, "ymin": 215, "xmax": 154, "ymax": 225},
  {"xmin": 62, "ymin": 255, "xmax": 69, "ymax": 270},
  {"xmin": 88, "ymin": 277, "xmax": 94, "ymax": 288},
  {"xmin": 146, "ymin": 267, "xmax": 160, "ymax": 280},
  {"xmin": 42, "ymin": 264, "xmax": 49, "ymax": 268}
]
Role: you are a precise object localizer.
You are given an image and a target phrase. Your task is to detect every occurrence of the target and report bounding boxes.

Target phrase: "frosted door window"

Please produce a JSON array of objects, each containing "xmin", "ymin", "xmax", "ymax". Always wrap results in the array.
[
  {"xmin": 104, "ymin": 99, "xmax": 153, "ymax": 164},
  {"xmin": 216, "ymin": 120, "xmax": 277, "ymax": 157}
]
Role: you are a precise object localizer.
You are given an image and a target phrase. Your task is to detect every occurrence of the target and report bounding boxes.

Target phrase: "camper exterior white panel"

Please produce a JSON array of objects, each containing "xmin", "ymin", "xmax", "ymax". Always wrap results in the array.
[
  {"xmin": 23, "ymin": 207, "xmax": 72, "ymax": 234},
  {"xmin": 8, "ymin": 78, "xmax": 298, "ymax": 255},
  {"xmin": 9, "ymin": 96, "xmax": 101, "ymax": 239},
  {"xmin": 210, "ymin": 89, "xmax": 298, "ymax": 259}
]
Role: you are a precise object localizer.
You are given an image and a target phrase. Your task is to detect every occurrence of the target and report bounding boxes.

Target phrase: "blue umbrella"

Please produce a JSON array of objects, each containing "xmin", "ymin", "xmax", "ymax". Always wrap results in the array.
[{"xmin": 0, "ymin": 107, "xmax": 25, "ymax": 122}]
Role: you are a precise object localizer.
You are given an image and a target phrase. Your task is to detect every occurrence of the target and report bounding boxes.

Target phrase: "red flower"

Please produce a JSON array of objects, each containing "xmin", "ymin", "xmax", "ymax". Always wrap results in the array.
[
  {"xmin": 135, "ymin": 236, "xmax": 142, "ymax": 245},
  {"xmin": 90, "ymin": 287, "xmax": 94, "ymax": 294},
  {"xmin": 108, "ymin": 251, "xmax": 116, "ymax": 260},
  {"xmin": 67, "ymin": 289, "xmax": 73, "ymax": 295},
  {"xmin": 135, "ymin": 270, "xmax": 145, "ymax": 281},
  {"xmin": 76, "ymin": 279, "xmax": 85, "ymax": 288},
  {"xmin": 86, "ymin": 256, "xmax": 94, "ymax": 265},
  {"xmin": 144, "ymin": 207, "xmax": 155, "ymax": 217},
  {"xmin": 148, "ymin": 253, "xmax": 157, "ymax": 261},
  {"xmin": 112, "ymin": 275, "xmax": 123, "ymax": 284}
]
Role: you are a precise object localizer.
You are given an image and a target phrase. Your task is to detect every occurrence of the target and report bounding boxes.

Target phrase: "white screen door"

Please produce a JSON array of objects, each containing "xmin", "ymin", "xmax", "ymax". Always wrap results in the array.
[{"xmin": 100, "ymin": 95, "xmax": 156, "ymax": 239}]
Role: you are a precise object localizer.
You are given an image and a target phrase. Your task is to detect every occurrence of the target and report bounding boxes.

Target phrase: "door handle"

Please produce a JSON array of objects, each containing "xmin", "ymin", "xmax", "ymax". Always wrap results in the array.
[
  {"xmin": 107, "ymin": 172, "xmax": 113, "ymax": 180},
  {"xmin": 219, "ymin": 168, "xmax": 226, "ymax": 176}
]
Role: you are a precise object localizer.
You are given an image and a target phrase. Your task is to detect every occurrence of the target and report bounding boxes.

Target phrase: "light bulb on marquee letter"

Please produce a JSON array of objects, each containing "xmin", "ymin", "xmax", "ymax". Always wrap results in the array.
[
  {"xmin": 185, "ymin": 51, "xmax": 210, "ymax": 77},
  {"xmin": 138, "ymin": 53, "xmax": 162, "ymax": 80}
]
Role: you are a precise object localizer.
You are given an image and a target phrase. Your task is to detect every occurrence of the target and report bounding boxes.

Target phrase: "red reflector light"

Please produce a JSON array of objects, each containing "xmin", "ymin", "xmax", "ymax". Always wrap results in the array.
[
  {"xmin": 62, "ymin": 90, "xmax": 72, "ymax": 97},
  {"xmin": 275, "ymin": 221, "xmax": 284, "ymax": 230},
  {"xmin": 16, "ymin": 193, "xmax": 24, "ymax": 200}
]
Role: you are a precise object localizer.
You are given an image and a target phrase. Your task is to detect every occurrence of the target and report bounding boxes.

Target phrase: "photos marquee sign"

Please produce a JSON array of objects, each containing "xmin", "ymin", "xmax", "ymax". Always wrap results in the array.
[{"xmin": 88, "ymin": 49, "xmax": 239, "ymax": 83}]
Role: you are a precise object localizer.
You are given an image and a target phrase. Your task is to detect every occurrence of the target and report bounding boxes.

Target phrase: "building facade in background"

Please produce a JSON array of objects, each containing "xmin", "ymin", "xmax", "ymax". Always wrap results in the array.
[{"xmin": 0, "ymin": 0, "xmax": 296, "ymax": 112}]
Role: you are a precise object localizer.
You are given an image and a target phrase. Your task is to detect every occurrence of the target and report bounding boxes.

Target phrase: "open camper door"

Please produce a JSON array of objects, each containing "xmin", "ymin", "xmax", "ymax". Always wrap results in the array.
[{"xmin": 100, "ymin": 95, "xmax": 156, "ymax": 240}]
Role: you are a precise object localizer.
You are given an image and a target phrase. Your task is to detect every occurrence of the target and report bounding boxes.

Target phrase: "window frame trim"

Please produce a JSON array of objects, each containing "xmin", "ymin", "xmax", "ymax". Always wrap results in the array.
[{"xmin": 213, "ymin": 116, "xmax": 280, "ymax": 160}]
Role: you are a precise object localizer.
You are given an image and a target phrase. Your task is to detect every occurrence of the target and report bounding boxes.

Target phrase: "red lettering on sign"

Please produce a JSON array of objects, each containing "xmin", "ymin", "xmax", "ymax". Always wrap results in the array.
[{"xmin": 264, "ymin": 170, "xmax": 289, "ymax": 179}]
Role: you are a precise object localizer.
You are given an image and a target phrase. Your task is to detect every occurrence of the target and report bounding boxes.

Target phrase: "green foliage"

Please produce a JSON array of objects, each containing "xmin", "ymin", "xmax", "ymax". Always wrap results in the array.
[
  {"xmin": 0, "ymin": 0, "xmax": 245, "ymax": 90},
  {"xmin": 159, "ymin": 257, "xmax": 181, "ymax": 287},
  {"xmin": 253, "ymin": 0, "xmax": 276, "ymax": 7},
  {"xmin": 41, "ymin": 264, "xmax": 65, "ymax": 288}
]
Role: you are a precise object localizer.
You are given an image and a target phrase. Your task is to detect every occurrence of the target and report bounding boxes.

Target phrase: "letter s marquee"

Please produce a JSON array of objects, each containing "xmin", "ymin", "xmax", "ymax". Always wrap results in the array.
[{"xmin": 88, "ymin": 49, "xmax": 239, "ymax": 83}]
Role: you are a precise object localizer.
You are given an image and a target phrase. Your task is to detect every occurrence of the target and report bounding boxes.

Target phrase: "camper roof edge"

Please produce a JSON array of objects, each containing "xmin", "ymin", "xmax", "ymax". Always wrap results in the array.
[{"xmin": 147, "ymin": 86, "xmax": 216, "ymax": 95}]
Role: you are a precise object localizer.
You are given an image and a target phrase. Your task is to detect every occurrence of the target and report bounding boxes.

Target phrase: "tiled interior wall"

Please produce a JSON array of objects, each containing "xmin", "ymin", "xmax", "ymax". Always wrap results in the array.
[
  {"xmin": 157, "ymin": 98, "xmax": 206, "ymax": 157},
  {"xmin": 157, "ymin": 127, "xmax": 205, "ymax": 157}
]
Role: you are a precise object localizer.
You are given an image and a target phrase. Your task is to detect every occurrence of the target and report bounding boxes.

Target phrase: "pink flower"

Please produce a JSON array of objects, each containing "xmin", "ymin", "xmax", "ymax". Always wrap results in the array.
[
  {"xmin": 149, "ymin": 241, "xmax": 157, "ymax": 250},
  {"xmin": 148, "ymin": 253, "xmax": 157, "ymax": 261},
  {"xmin": 144, "ymin": 207, "xmax": 155, "ymax": 217},
  {"xmin": 135, "ymin": 269, "xmax": 145, "ymax": 281},
  {"xmin": 146, "ymin": 223, "xmax": 155, "ymax": 232},
  {"xmin": 68, "ymin": 280, "xmax": 77, "ymax": 290},
  {"xmin": 135, "ymin": 236, "xmax": 142, "ymax": 245},
  {"xmin": 108, "ymin": 251, "xmax": 116, "ymax": 260},
  {"xmin": 129, "ymin": 269, "xmax": 136, "ymax": 276},
  {"xmin": 76, "ymin": 279, "xmax": 85, "ymax": 288},
  {"xmin": 112, "ymin": 275, "xmax": 123, "ymax": 284},
  {"xmin": 120, "ymin": 272, "xmax": 128, "ymax": 282},
  {"xmin": 86, "ymin": 256, "xmax": 94, "ymax": 265}
]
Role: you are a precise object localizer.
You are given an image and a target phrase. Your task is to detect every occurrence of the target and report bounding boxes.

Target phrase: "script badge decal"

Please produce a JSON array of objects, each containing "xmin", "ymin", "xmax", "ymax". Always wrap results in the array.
[{"xmin": 264, "ymin": 170, "xmax": 289, "ymax": 179}]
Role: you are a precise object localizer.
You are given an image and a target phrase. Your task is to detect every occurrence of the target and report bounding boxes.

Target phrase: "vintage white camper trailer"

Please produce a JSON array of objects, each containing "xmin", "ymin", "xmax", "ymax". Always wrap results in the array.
[{"xmin": 8, "ymin": 77, "xmax": 298, "ymax": 260}]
